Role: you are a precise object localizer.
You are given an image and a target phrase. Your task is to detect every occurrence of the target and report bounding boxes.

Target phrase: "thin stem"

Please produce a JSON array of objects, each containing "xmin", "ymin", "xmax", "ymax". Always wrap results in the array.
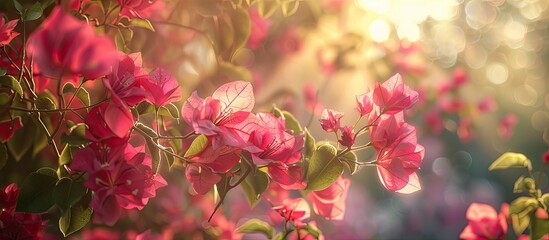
[
  {"xmin": 157, "ymin": 131, "xmax": 196, "ymax": 140},
  {"xmin": 2, "ymin": 98, "xmax": 109, "ymax": 113},
  {"xmin": 132, "ymin": 125, "xmax": 190, "ymax": 163},
  {"xmin": 350, "ymin": 142, "xmax": 371, "ymax": 151},
  {"xmin": 35, "ymin": 112, "xmax": 60, "ymax": 156}
]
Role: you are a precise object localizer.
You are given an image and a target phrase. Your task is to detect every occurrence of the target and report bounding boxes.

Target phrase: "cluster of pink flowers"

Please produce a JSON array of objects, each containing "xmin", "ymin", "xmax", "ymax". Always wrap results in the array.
[{"xmin": 321, "ymin": 73, "xmax": 424, "ymax": 193}]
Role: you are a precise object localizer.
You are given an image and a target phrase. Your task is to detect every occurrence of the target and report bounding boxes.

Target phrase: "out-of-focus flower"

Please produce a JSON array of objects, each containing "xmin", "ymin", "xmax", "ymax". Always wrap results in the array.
[
  {"xmin": 457, "ymin": 117, "xmax": 474, "ymax": 142},
  {"xmin": 477, "ymin": 96, "xmax": 497, "ymax": 113},
  {"xmin": 248, "ymin": 9, "xmax": 270, "ymax": 50},
  {"xmin": 498, "ymin": 113, "xmax": 518, "ymax": 140},
  {"xmin": 320, "ymin": 109, "xmax": 343, "ymax": 132},
  {"xmin": 26, "ymin": 7, "xmax": 117, "ymax": 80},
  {"xmin": 274, "ymin": 27, "xmax": 302, "ymax": 55},
  {"xmin": 460, "ymin": 203, "xmax": 508, "ymax": 240},
  {"xmin": 542, "ymin": 149, "xmax": 549, "ymax": 164},
  {"xmin": 117, "ymin": 0, "xmax": 163, "ymax": 19},
  {"xmin": 0, "ymin": 116, "xmax": 22, "ymax": 143},
  {"xmin": 304, "ymin": 83, "xmax": 323, "ymax": 115},
  {"xmin": 308, "ymin": 175, "xmax": 350, "ymax": 220},
  {"xmin": 424, "ymin": 110, "xmax": 443, "ymax": 135},
  {"xmin": 0, "ymin": 13, "xmax": 19, "ymax": 46},
  {"xmin": 141, "ymin": 68, "xmax": 181, "ymax": 107}
]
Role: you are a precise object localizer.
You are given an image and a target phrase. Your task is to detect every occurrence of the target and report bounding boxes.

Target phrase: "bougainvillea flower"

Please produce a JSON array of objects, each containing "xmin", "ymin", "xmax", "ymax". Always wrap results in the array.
[
  {"xmin": 542, "ymin": 149, "xmax": 549, "ymax": 164},
  {"xmin": 272, "ymin": 198, "xmax": 310, "ymax": 224},
  {"xmin": 370, "ymin": 113, "xmax": 424, "ymax": 193},
  {"xmin": 26, "ymin": 7, "xmax": 117, "ymax": 80},
  {"xmin": 117, "ymin": 0, "xmax": 161, "ymax": 19},
  {"xmin": 70, "ymin": 143, "xmax": 166, "ymax": 225},
  {"xmin": 477, "ymin": 96, "xmax": 497, "ymax": 113},
  {"xmin": 0, "ymin": 184, "xmax": 45, "ymax": 239},
  {"xmin": 372, "ymin": 73, "xmax": 419, "ymax": 114},
  {"xmin": 356, "ymin": 91, "xmax": 373, "ymax": 116},
  {"xmin": 424, "ymin": 110, "xmax": 443, "ymax": 135},
  {"xmin": 304, "ymin": 83, "xmax": 323, "ymax": 115},
  {"xmin": 185, "ymin": 163, "xmax": 222, "ymax": 195},
  {"xmin": 141, "ymin": 68, "xmax": 181, "ymax": 107},
  {"xmin": 320, "ymin": 109, "xmax": 343, "ymax": 132},
  {"xmin": 0, "ymin": 13, "xmax": 19, "ymax": 46},
  {"xmin": 0, "ymin": 116, "xmax": 22, "ymax": 143},
  {"xmin": 248, "ymin": 9, "xmax": 270, "ymax": 49},
  {"xmin": 498, "ymin": 113, "xmax": 518, "ymax": 140},
  {"xmin": 182, "ymin": 81, "xmax": 255, "ymax": 148},
  {"xmin": 308, "ymin": 175, "xmax": 350, "ymax": 220},
  {"xmin": 104, "ymin": 52, "xmax": 149, "ymax": 106},
  {"xmin": 457, "ymin": 117, "xmax": 474, "ymax": 143},
  {"xmin": 338, "ymin": 126, "xmax": 355, "ymax": 148},
  {"xmin": 460, "ymin": 203, "xmax": 508, "ymax": 240},
  {"xmin": 85, "ymin": 101, "xmax": 134, "ymax": 140},
  {"xmin": 274, "ymin": 27, "xmax": 303, "ymax": 55}
]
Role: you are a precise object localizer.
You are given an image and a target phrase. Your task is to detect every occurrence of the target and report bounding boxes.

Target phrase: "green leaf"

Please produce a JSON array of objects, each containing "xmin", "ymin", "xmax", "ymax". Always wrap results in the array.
[
  {"xmin": 257, "ymin": 0, "xmax": 279, "ymax": 18},
  {"xmin": 145, "ymin": 137, "xmax": 162, "ymax": 174},
  {"xmin": 236, "ymin": 218, "xmax": 275, "ymax": 238},
  {"xmin": 59, "ymin": 197, "xmax": 93, "ymax": 237},
  {"xmin": 0, "ymin": 68, "xmax": 7, "ymax": 76},
  {"xmin": 53, "ymin": 177, "xmax": 87, "ymax": 214},
  {"xmin": 129, "ymin": 18, "xmax": 155, "ymax": 32},
  {"xmin": 163, "ymin": 146, "xmax": 175, "ymax": 168},
  {"xmin": 0, "ymin": 75, "xmax": 23, "ymax": 96},
  {"xmin": 240, "ymin": 170, "xmax": 270, "ymax": 207},
  {"xmin": 36, "ymin": 96, "xmax": 57, "ymax": 110},
  {"xmin": 13, "ymin": 0, "xmax": 24, "ymax": 15},
  {"xmin": 282, "ymin": 111, "xmax": 302, "ymax": 134},
  {"xmin": 513, "ymin": 176, "xmax": 536, "ymax": 194},
  {"xmin": 58, "ymin": 145, "xmax": 79, "ymax": 166},
  {"xmin": 280, "ymin": 0, "xmax": 300, "ymax": 16},
  {"xmin": 63, "ymin": 82, "xmax": 90, "ymax": 107},
  {"xmin": 0, "ymin": 144, "xmax": 7, "ymax": 170},
  {"xmin": 16, "ymin": 168, "xmax": 58, "ymax": 213},
  {"xmin": 24, "ymin": 2, "xmax": 43, "ymax": 21},
  {"xmin": 509, "ymin": 197, "xmax": 538, "ymax": 235},
  {"xmin": 61, "ymin": 123, "xmax": 89, "ymax": 147},
  {"xmin": 159, "ymin": 103, "xmax": 180, "ymax": 119},
  {"xmin": 184, "ymin": 134, "xmax": 208, "ymax": 158},
  {"xmin": 302, "ymin": 223, "xmax": 322, "ymax": 238},
  {"xmin": 231, "ymin": 6, "xmax": 251, "ymax": 50},
  {"xmin": 303, "ymin": 128, "xmax": 315, "ymax": 160},
  {"xmin": 135, "ymin": 122, "xmax": 157, "ymax": 137},
  {"xmin": 305, "ymin": 143, "xmax": 343, "ymax": 191},
  {"xmin": 339, "ymin": 150, "xmax": 358, "ymax": 175},
  {"xmin": 541, "ymin": 193, "xmax": 549, "ymax": 209},
  {"xmin": 0, "ymin": 92, "xmax": 10, "ymax": 105},
  {"xmin": 7, "ymin": 117, "xmax": 33, "ymax": 161},
  {"xmin": 489, "ymin": 152, "xmax": 532, "ymax": 171},
  {"xmin": 532, "ymin": 216, "xmax": 549, "ymax": 240}
]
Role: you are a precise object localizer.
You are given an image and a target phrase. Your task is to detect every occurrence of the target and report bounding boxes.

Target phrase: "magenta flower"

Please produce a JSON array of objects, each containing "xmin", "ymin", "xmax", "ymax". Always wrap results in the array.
[
  {"xmin": 104, "ymin": 52, "xmax": 149, "ymax": 106},
  {"xmin": 320, "ymin": 109, "xmax": 343, "ymax": 132},
  {"xmin": 185, "ymin": 163, "xmax": 222, "ymax": 195},
  {"xmin": 308, "ymin": 175, "xmax": 350, "ymax": 220},
  {"xmin": 0, "ymin": 184, "xmax": 46, "ymax": 239},
  {"xmin": 247, "ymin": 113, "xmax": 305, "ymax": 189},
  {"xmin": 141, "ymin": 68, "xmax": 181, "ymax": 107},
  {"xmin": 247, "ymin": 9, "xmax": 270, "ymax": 49},
  {"xmin": 85, "ymin": 102, "xmax": 134, "ymax": 141},
  {"xmin": 26, "ymin": 7, "xmax": 117, "ymax": 80},
  {"xmin": 370, "ymin": 113, "xmax": 424, "ymax": 193},
  {"xmin": 70, "ymin": 143, "xmax": 167, "ymax": 225},
  {"xmin": 372, "ymin": 73, "xmax": 419, "ymax": 114},
  {"xmin": 424, "ymin": 110, "xmax": 443, "ymax": 135},
  {"xmin": 457, "ymin": 117, "xmax": 474, "ymax": 143},
  {"xmin": 498, "ymin": 113, "xmax": 518, "ymax": 140},
  {"xmin": 117, "ymin": 0, "xmax": 161, "ymax": 19},
  {"xmin": 0, "ymin": 13, "xmax": 19, "ymax": 46},
  {"xmin": 460, "ymin": 203, "xmax": 508, "ymax": 240},
  {"xmin": 356, "ymin": 91, "xmax": 373, "ymax": 116},
  {"xmin": 182, "ymin": 81, "xmax": 255, "ymax": 148},
  {"xmin": 272, "ymin": 198, "xmax": 310, "ymax": 224},
  {"xmin": 338, "ymin": 126, "xmax": 355, "ymax": 148}
]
